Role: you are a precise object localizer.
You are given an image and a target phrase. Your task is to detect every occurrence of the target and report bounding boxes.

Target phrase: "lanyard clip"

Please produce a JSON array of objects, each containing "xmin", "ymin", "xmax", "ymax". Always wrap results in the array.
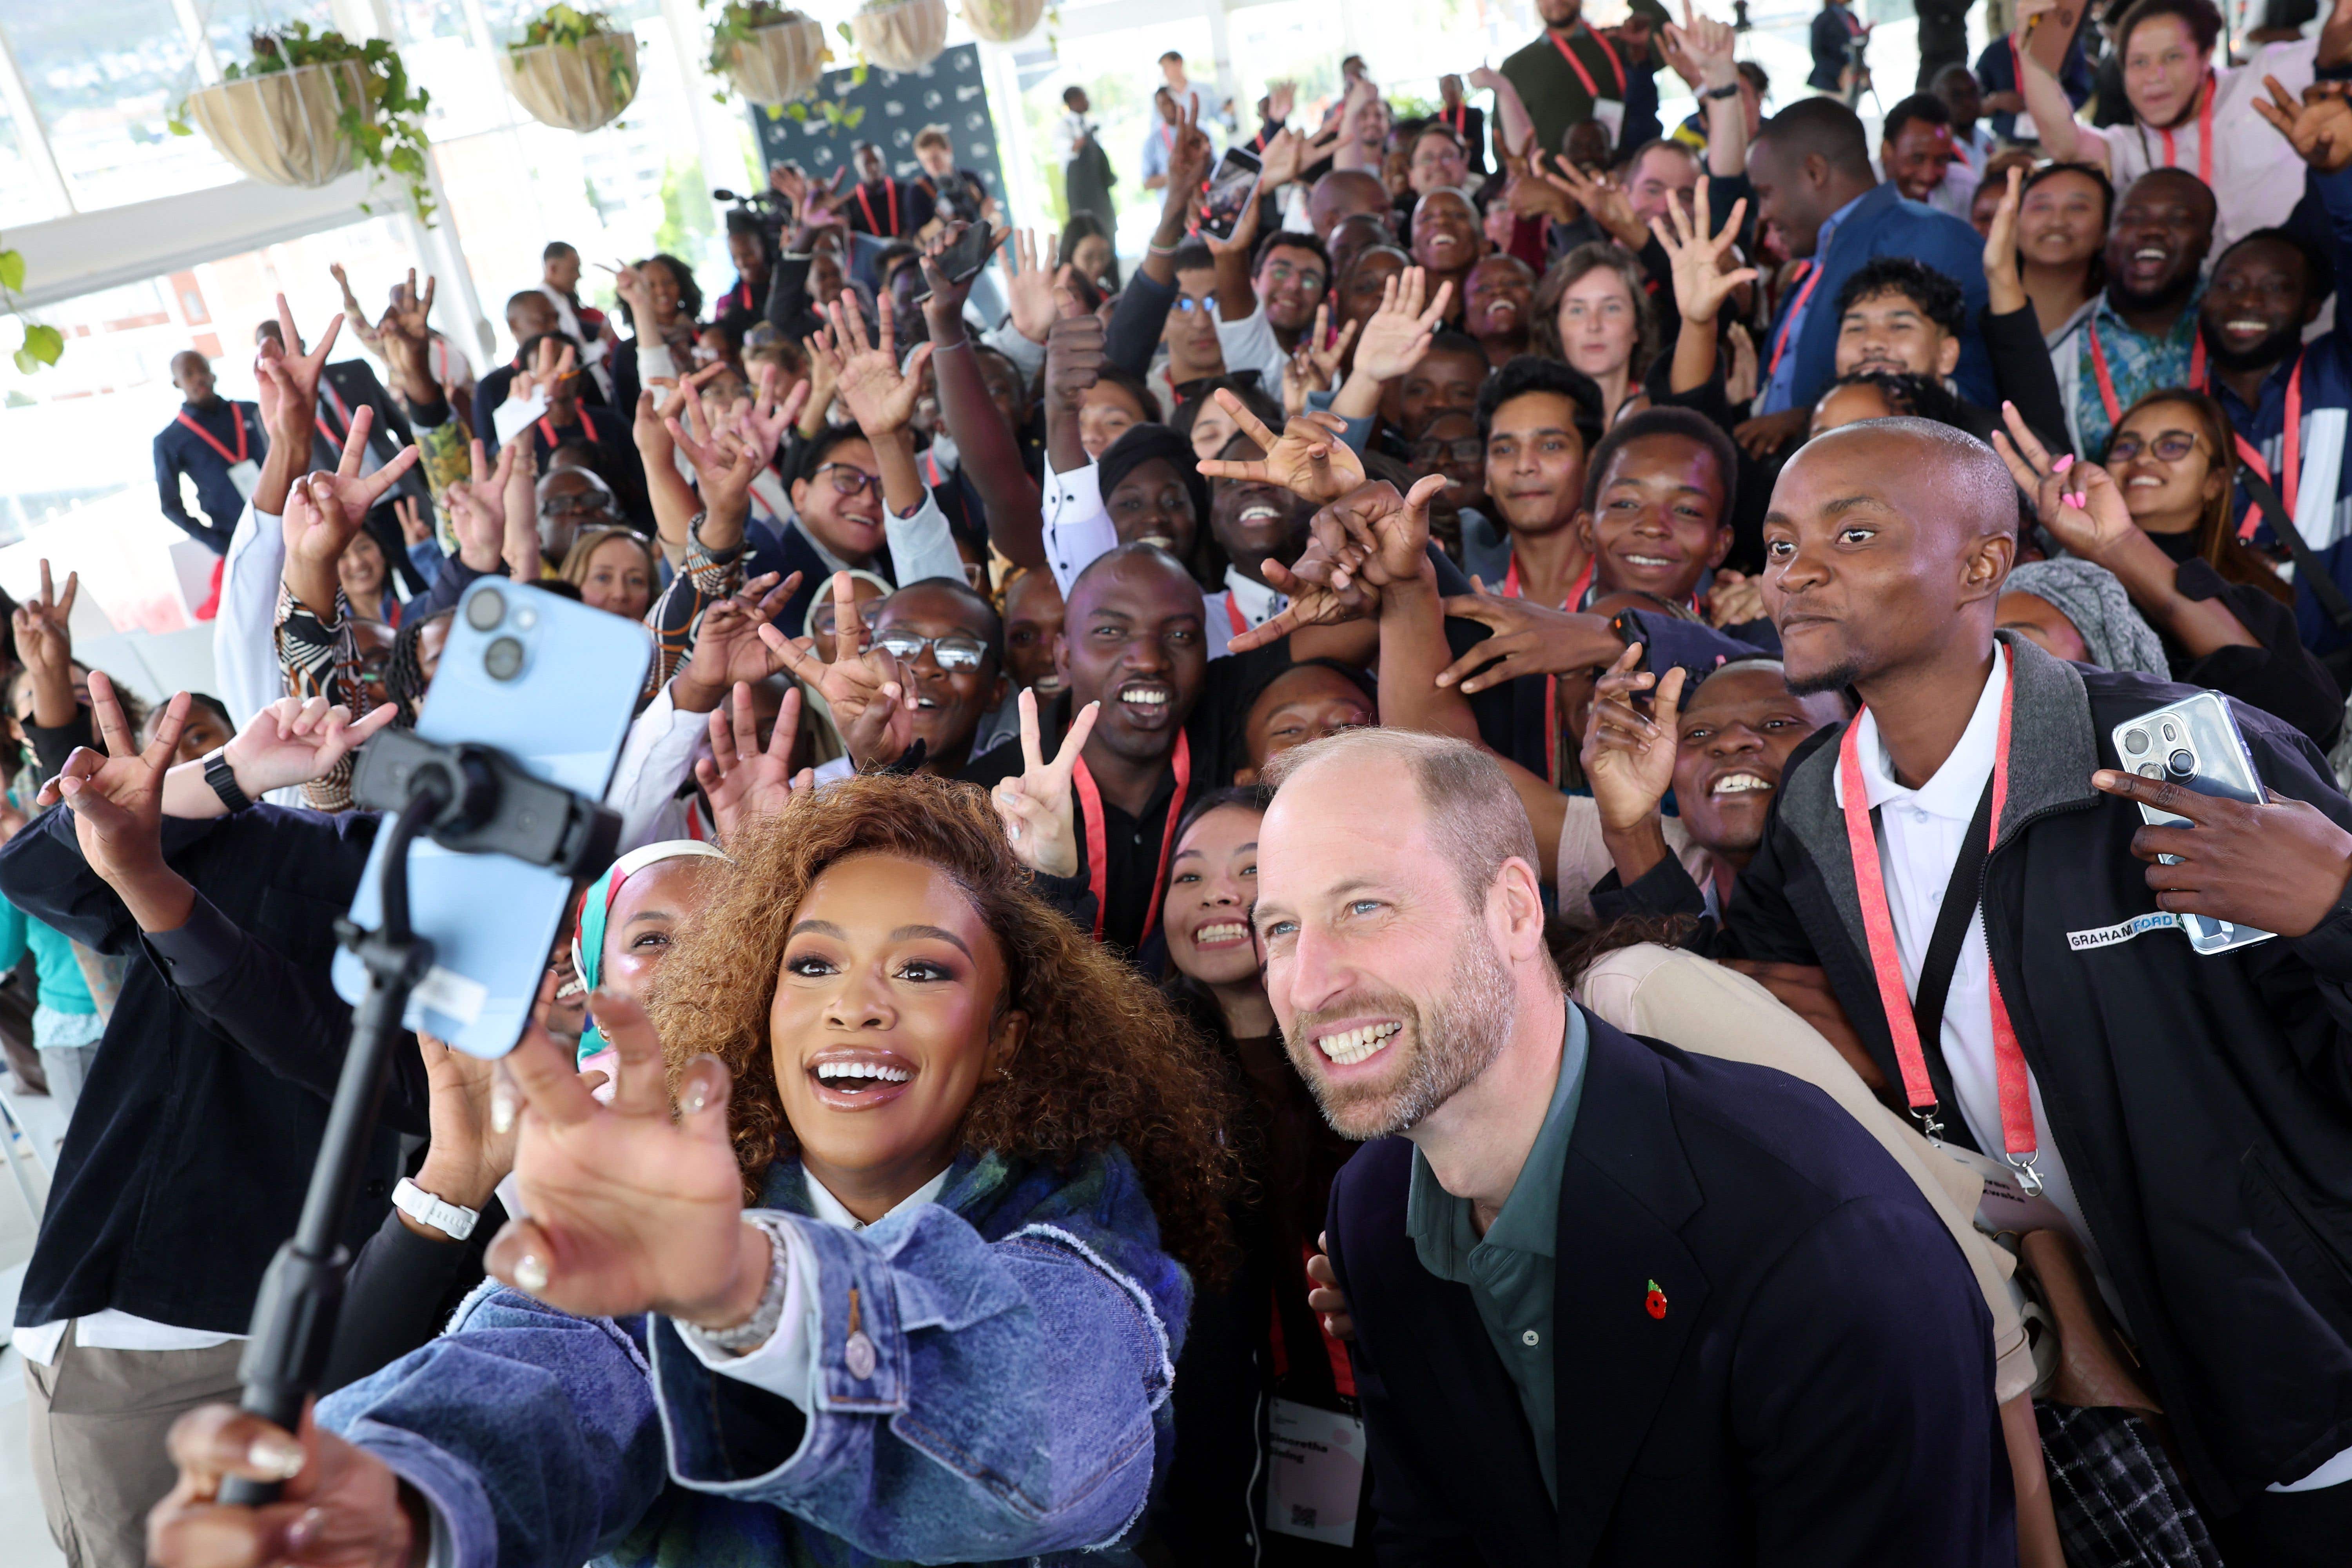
[
  {"xmin": 1911, "ymin": 1105, "xmax": 1945, "ymax": 1147},
  {"xmin": 2007, "ymin": 1154, "xmax": 2045, "ymax": 1198}
]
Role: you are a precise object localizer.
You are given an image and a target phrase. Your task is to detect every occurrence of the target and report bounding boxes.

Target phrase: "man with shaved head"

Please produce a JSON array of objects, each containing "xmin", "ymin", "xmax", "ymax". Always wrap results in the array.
[
  {"xmin": 1599, "ymin": 416, "xmax": 2352, "ymax": 1559},
  {"xmin": 962, "ymin": 541, "xmax": 1285, "ymax": 950},
  {"xmin": 1253, "ymin": 722, "xmax": 2010, "ymax": 1563},
  {"xmin": 1307, "ymin": 169, "xmax": 1394, "ymax": 242}
]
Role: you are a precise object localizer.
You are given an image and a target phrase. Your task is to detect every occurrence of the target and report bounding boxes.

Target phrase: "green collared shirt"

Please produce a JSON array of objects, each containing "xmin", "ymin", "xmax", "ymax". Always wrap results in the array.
[{"xmin": 1405, "ymin": 1004, "xmax": 1589, "ymax": 1504}]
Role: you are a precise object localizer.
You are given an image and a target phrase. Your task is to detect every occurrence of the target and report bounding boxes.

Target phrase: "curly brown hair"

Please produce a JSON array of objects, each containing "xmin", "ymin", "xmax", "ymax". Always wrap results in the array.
[{"xmin": 648, "ymin": 772, "xmax": 1242, "ymax": 1281}]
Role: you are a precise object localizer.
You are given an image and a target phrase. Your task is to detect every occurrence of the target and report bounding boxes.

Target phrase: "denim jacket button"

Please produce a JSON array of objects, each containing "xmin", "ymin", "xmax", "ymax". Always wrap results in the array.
[{"xmin": 844, "ymin": 1329, "xmax": 877, "ymax": 1380}]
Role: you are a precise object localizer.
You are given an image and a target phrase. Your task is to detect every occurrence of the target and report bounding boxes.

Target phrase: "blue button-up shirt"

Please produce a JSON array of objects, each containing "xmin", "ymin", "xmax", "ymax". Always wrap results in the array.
[
  {"xmin": 1405, "ymin": 1005, "xmax": 1590, "ymax": 1503},
  {"xmin": 1763, "ymin": 189, "xmax": 1869, "ymax": 415}
]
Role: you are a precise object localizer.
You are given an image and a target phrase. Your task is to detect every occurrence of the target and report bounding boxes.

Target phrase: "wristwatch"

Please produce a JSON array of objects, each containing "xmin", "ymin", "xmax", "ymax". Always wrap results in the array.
[
  {"xmin": 202, "ymin": 750, "xmax": 253, "ymax": 814},
  {"xmin": 392, "ymin": 1177, "xmax": 480, "ymax": 1241},
  {"xmin": 1702, "ymin": 82, "xmax": 1740, "ymax": 100}
]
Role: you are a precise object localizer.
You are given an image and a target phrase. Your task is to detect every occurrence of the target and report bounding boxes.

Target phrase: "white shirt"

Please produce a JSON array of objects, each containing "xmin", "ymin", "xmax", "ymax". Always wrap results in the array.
[
  {"xmin": 1213, "ymin": 303, "xmax": 1290, "ymax": 396},
  {"xmin": 16, "ymin": 1312, "xmax": 240, "ymax": 1367},
  {"xmin": 1040, "ymin": 457, "xmax": 1117, "ymax": 599},
  {"xmin": 1833, "ymin": 649, "xmax": 2107, "ymax": 1298},
  {"xmin": 1203, "ymin": 566, "xmax": 1287, "ymax": 660},
  {"xmin": 2091, "ymin": 39, "xmax": 2317, "ymax": 253},
  {"xmin": 214, "ymin": 500, "xmax": 287, "ymax": 730}
]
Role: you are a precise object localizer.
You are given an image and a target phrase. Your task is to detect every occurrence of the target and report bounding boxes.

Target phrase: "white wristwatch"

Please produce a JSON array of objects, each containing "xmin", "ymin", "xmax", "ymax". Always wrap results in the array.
[{"xmin": 392, "ymin": 1178, "xmax": 480, "ymax": 1241}]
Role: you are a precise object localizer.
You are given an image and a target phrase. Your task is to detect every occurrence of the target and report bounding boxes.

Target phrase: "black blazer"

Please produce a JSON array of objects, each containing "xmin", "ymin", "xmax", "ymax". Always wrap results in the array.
[{"xmin": 1325, "ymin": 1009, "xmax": 2016, "ymax": 1567}]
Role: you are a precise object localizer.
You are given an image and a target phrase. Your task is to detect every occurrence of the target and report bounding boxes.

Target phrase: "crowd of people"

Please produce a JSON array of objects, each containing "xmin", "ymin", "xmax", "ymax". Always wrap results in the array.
[{"xmin": 22, "ymin": 0, "xmax": 2352, "ymax": 1562}]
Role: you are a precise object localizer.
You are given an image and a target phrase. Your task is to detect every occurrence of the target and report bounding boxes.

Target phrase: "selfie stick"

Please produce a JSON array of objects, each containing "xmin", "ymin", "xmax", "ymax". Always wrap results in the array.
[{"xmin": 220, "ymin": 731, "xmax": 620, "ymax": 1506}]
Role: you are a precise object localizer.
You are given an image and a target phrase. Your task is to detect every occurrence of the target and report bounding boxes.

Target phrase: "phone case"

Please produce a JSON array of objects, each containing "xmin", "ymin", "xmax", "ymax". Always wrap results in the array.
[
  {"xmin": 2109, "ymin": 691, "xmax": 2274, "ymax": 956},
  {"xmin": 1200, "ymin": 147, "xmax": 1263, "ymax": 241},
  {"xmin": 334, "ymin": 580, "xmax": 652, "ymax": 1056}
]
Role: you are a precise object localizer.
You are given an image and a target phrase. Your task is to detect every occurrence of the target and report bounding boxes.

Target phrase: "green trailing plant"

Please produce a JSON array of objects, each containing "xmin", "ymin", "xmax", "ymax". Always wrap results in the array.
[
  {"xmin": 0, "ymin": 243, "xmax": 62, "ymax": 375},
  {"xmin": 703, "ymin": 2, "xmax": 865, "ymax": 128},
  {"xmin": 171, "ymin": 24, "xmax": 436, "ymax": 224},
  {"xmin": 511, "ymin": 4, "xmax": 639, "ymax": 113}
]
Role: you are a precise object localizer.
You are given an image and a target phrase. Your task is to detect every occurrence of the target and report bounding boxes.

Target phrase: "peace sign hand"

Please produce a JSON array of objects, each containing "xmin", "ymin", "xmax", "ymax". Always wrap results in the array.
[
  {"xmin": 695, "ymin": 681, "xmax": 813, "ymax": 845},
  {"xmin": 1990, "ymin": 399, "xmax": 2136, "ymax": 561},
  {"xmin": 990, "ymin": 687, "xmax": 1102, "ymax": 877},
  {"xmin": 13, "ymin": 559, "xmax": 76, "ymax": 688},
  {"xmin": 1580, "ymin": 644, "xmax": 1687, "ymax": 835},
  {"xmin": 1194, "ymin": 390, "xmax": 1368, "ymax": 504},
  {"xmin": 55, "ymin": 670, "xmax": 193, "ymax": 892},
  {"xmin": 755, "ymin": 572, "xmax": 920, "ymax": 769},
  {"xmin": 816, "ymin": 291, "xmax": 934, "ymax": 439}
]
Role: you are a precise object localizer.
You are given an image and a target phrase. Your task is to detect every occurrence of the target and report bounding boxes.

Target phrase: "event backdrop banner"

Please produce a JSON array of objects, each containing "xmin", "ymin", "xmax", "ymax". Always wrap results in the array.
[{"xmin": 748, "ymin": 43, "xmax": 1003, "ymax": 196}]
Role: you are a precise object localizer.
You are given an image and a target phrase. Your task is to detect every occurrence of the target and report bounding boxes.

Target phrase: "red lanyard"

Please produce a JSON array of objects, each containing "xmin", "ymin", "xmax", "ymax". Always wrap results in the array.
[
  {"xmin": 1444, "ymin": 103, "xmax": 1466, "ymax": 138},
  {"xmin": 1768, "ymin": 260, "xmax": 1823, "ymax": 377},
  {"xmin": 1837, "ymin": 651, "xmax": 2043, "ymax": 1190},
  {"xmin": 1548, "ymin": 24, "xmax": 1626, "ymax": 101},
  {"xmin": 732, "ymin": 279, "xmax": 755, "ymax": 312},
  {"xmin": 316, "ymin": 379, "xmax": 353, "ymax": 448},
  {"xmin": 2226, "ymin": 354, "xmax": 2303, "ymax": 541},
  {"xmin": 2009, "ymin": 36, "xmax": 2025, "ymax": 95},
  {"xmin": 2085, "ymin": 320, "xmax": 2205, "ymax": 427},
  {"xmin": 1073, "ymin": 731, "xmax": 1191, "ymax": 944},
  {"xmin": 1504, "ymin": 553, "xmax": 1593, "ymax": 788},
  {"xmin": 538, "ymin": 407, "xmax": 596, "ymax": 448},
  {"xmin": 2154, "ymin": 73, "xmax": 2215, "ymax": 187},
  {"xmin": 176, "ymin": 407, "xmax": 249, "ymax": 466},
  {"xmin": 1226, "ymin": 592, "xmax": 1250, "ymax": 639},
  {"xmin": 855, "ymin": 177, "xmax": 899, "ymax": 236}
]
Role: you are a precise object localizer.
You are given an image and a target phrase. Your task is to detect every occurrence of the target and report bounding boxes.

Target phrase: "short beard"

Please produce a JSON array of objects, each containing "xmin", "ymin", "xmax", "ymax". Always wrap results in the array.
[
  {"xmin": 1783, "ymin": 657, "xmax": 1864, "ymax": 698},
  {"xmin": 1285, "ymin": 925, "xmax": 1517, "ymax": 1141},
  {"xmin": 2202, "ymin": 319, "xmax": 2302, "ymax": 376},
  {"xmin": 2107, "ymin": 271, "xmax": 2197, "ymax": 318}
]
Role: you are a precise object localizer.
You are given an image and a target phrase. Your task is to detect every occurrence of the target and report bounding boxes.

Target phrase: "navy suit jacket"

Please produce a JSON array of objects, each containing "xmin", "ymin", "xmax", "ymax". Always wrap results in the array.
[
  {"xmin": 1772, "ymin": 181, "xmax": 1994, "ymax": 415},
  {"xmin": 1326, "ymin": 1009, "xmax": 2016, "ymax": 1567}
]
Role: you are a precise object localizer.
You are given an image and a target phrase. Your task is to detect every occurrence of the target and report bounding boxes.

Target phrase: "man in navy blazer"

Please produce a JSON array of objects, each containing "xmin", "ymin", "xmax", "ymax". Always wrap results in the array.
[
  {"xmin": 1741, "ymin": 97, "xmax": 1992, "ymax": 439},
  {"xmin": 1252, "ymin": 722, "xmax": 2014, "ymax": 1566}
]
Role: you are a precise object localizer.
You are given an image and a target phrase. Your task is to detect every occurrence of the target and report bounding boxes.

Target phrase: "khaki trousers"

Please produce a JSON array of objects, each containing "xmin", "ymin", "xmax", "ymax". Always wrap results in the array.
[{"xmin": 22, "ymin": 1324, "xmax": 246, "ymax": 1568}]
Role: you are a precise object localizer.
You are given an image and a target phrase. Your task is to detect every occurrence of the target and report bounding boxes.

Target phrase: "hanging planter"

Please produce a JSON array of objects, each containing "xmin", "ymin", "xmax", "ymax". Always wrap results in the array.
[
  {"xmin": 173, "ymin": 25, "xmax": 436, "ymax": 221},
  {"xmin": 960, "ymin": 0, "xmax": 1045, "ymax": 44},
  {"xmin": 851, "ymin": 0, "xmax": 949, "ymax": 75},
  {"xmin": 505, "ymin": 7, "xmax": 640, "ymax": 132},
  {"xmin": 713, "ymin": 9, "xmax": 828, "ymax": 107}
]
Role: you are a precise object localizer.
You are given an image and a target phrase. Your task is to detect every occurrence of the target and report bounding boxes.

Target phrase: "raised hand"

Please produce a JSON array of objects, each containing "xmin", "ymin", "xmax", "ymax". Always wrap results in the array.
[
  {"xmin": 666, "ymin": 386, "xmax": 764, "ymax": 520},
  {"xmin": 216, "ymin": 692, "xmax": 399, "ymax": 797},
  {"xmin": 1282, "ymin": 303, "xmax": 1357, "ymax": 414},
  {"xmin": 1348, "ymin": 266, "xmax": 1455, "ymax": 386},
  {"xmin": 54, "ymin": 670, "xmax": 192, "ymax": 891},
  {"xmin": 1982, "ymin": 163, "xmax": 2028, "ymax": 314},
  {"xmin": 1434, "ymin": 589, "xmax": 1627, "ymax": 693},
  {"xmin": 695, "ymin": 681, "xmax": 812, "ymax": 844},
  {"xmin": 394, "ymin": 495, "xmax": 431, "ymax": 547},
  {"xmin": 1579, "ymin": 644, "xmax": 1686, "ymax": 834},
  {"xmin": 253, "ymin": 291, "xmax": 342, "ymax": 434},
  {"xmin": 1723, "ymin": 322, "xmax": 1759, "ymax": 406},
  {"xmin": 1229, "ymin": 476, "xmax": 1449, "ymax": 652},
  {"xmin": 918, "ymin": 220, "xmax": 1001, "ymax": 337},
  {"xmin": 735, "ymin": 360, "xmax": 808, "ymax": 471},
  {"xmin": 509, "ymin": 334, "xmax": 578, "ymax": 408},
  {"xmin": 1707, "ymin": 568, "xmax": 1766, "ymax": 628},
  {"xmin": 1266, "ymin": 80, "xmax": 1296, "ymax": 125},
  {"xmin": 1991, "ymin": 400, "xmax": 2137, "ymax": 560},
  {"xmin": 1537, "ymin": 152, "xmax": 1646, "ymax": 249},
  {"xmin": 13, "ymin": 558, "xmax": 76, "ymax": 702},
  {"xmin": 444, "ymin": 437, "xmax": 523, "ymax": 573},
  {"xmin": 1258, "ymin": 123, "xmax": 1338, "ymax": 192},
  {"xmin": 1163, "ymin": 99, "xmax": 1214, "ymax": 213},
  {"xmin": 1652, "ymin": 175, "xmax": 1756, "ymax": 326},
  {"xmin": 815, "ymin": 290, "xmax": 934, "ymax": 438},
  {"xmin": 1005, "ymin": 229, "xmax": 1061, "ymax": 344},
  {"xmin": 484, "ymin": 993, "xmax": 756, "ymax": 1325},
  {"xmin": 672, "ymin": 571, "xmax": 803, "ymax": 712},
  {"xmin": 1666, "ymin": 0, "xmax": 1739, "ymax": 89},
  {"xmin": 755, "ymin": 572, "xmax": 918, "ymax": 767},
  {"xmin": 377, "ymin": 268, "xmax": 441, "ymax": 403},
  {"xmin": 988, "ymin": 686, "xmax": 1102, "ymax": 877},
  {"xmin": 1195, "ymin": 390, "xmax": 1368, "ymax": 504},
  {"xmin": 2252, "ymin": 74, "xmax": 2352, "ymax": 170}
]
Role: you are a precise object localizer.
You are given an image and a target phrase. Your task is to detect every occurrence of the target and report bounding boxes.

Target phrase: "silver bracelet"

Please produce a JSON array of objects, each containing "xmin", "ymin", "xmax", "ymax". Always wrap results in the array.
[
  {"xmin": 683, "ymin": 1216, "xmax": 791, "ymax": 1355},
  {"xmin": 1147, "ymin": 239, "xmax": 1182, "ymax": 256}
]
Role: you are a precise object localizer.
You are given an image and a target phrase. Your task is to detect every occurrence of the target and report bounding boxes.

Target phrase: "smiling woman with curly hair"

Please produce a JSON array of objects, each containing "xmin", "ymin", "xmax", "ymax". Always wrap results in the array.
[{"xmin": 151, "ymin": 773, "xmax": 1243, "ymax": 1568}]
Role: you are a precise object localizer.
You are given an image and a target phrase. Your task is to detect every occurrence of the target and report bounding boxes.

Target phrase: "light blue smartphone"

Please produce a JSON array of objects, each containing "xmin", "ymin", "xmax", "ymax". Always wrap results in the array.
[
  {"xmin": 2110, "ymin": 690, "xmax": 2274, "ymax": 957},
  {"xmin": 333, "ymin": 579, "xmax": 651, "ymax": 1057}
]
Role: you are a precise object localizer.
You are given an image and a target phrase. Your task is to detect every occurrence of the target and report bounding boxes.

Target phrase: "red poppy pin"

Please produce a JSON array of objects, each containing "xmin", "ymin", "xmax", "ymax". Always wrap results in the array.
[{"xmin": 1644, "ymin": 1279, "xmax": 1668, "ymax": 1320}]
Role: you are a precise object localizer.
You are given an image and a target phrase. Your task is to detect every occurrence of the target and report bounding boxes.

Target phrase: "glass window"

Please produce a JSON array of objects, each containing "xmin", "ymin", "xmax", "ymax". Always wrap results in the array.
[
  {"xmin": 8, "ymin": 1, "xmax": 241, "ymax": 211},
  {"xmin": 0, "ymin": 98, "xmax": 57, "ymax": 228}
]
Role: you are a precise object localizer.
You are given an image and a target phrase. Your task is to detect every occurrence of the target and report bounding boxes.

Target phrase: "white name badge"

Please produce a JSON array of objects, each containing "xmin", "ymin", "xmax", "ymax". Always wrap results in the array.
[
  {"xmin": 1264, "ymin": 1397, "xmax": 1365, "ymax": 1546},
  {"xmin": 226, "ymin": 459, "xmax": 262, "ymax": 500},
  {"xmin": 1592, "ymin": 98, "xmax": 1626, "ymax": 148}
]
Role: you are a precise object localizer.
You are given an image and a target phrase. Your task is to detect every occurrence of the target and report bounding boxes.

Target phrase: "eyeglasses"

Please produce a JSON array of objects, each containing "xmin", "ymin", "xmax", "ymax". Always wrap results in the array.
[
  {"xmin": 1410, "ymin": 437, "xmax": 1485, "ymax": 463},
  {"xmin": 2105, "ymin": 430, "xmax": 2202, "ymax": 463},
  {"xmin": 812, "ymin": 462, "xmax": 885, "ymax": 497},
  {"xmin": 539, "ymin": 491, "xmax": 613, "ymax": 516},
  {"xmin": 874, "ymin": 630, "xmax": 992, "ymax": 670},
  {"xmin": 1172, "ymin": 369, "xmax": 1261, "ymax": 404}
]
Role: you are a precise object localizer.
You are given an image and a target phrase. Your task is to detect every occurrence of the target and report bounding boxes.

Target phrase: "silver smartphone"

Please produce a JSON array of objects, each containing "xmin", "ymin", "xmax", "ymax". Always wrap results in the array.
[{"xmin": 2110, "ymin": 691, "xmax": 2274, "ymax": 956}]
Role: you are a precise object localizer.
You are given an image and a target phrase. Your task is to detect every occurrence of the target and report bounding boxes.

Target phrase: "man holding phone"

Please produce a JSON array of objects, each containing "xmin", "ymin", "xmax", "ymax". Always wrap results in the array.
[{"xmin": 1594, "ymin": 417, "xmax": 2352, "ymax": 1562}]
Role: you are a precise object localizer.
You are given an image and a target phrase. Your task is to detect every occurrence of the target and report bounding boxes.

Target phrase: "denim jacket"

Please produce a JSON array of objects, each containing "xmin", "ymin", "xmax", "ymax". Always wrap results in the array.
[{"xmin": 317, "ymin": 1146, "xmax": 1191, "ymax": 1568}]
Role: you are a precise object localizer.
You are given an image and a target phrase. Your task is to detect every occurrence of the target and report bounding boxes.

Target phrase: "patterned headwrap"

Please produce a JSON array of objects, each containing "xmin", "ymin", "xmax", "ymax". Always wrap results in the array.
[{"xmin": 572, "ymin": 840, "xmax": 730, "ymax": 1065}]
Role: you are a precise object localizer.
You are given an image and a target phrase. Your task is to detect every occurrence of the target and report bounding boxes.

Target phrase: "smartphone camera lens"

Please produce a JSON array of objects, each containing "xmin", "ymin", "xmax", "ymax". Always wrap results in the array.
[
  {"xmin": 466, "ymin": 588, "xmax": 506, "ymax": 632},
  {"xmin": 2167, "ymin": 749, "xmax": 2196, "ymax": 776},
  {"xmin": 484, "ymin": 636, "xmax": 526, "ymax": 682},
  {"xmin": 2136, "ymin": 762, "xmax": 2164, "ymax": 779},
  {"xmin": 2122, "ymin": 728, "xmax": 2149, "ymax": 756}
]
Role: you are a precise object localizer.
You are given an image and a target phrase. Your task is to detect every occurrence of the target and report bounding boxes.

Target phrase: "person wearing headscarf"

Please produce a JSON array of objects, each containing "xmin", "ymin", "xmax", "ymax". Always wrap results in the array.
[
  {"xmin": 572, "ymin": 840, "xmax": 730, "ymax": 1076},
  {"xmin": 1999, "ymin": 557, "xmax": 2172, "ymax": 678}
]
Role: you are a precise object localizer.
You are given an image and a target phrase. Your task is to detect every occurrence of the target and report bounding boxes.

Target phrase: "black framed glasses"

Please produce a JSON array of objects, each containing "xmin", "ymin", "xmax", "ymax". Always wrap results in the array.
[
  {"xmin": 2104, "ymin": 430, "xmax": 2202, "ymax": 463},
  {"xmin": 1410, "ymin": 437, "xmax": 1485, "ymax": 464},
  {"xmin": 1172, "ymin": 369, "xmax": 1263, "ymax": 405},
  {"xmin": 813, "ymin": 462, "xmax": 886, "ymax": 497},
  {"xmin": 874, "ymin": 630, "xmax": 992, "ymax": 670}
]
